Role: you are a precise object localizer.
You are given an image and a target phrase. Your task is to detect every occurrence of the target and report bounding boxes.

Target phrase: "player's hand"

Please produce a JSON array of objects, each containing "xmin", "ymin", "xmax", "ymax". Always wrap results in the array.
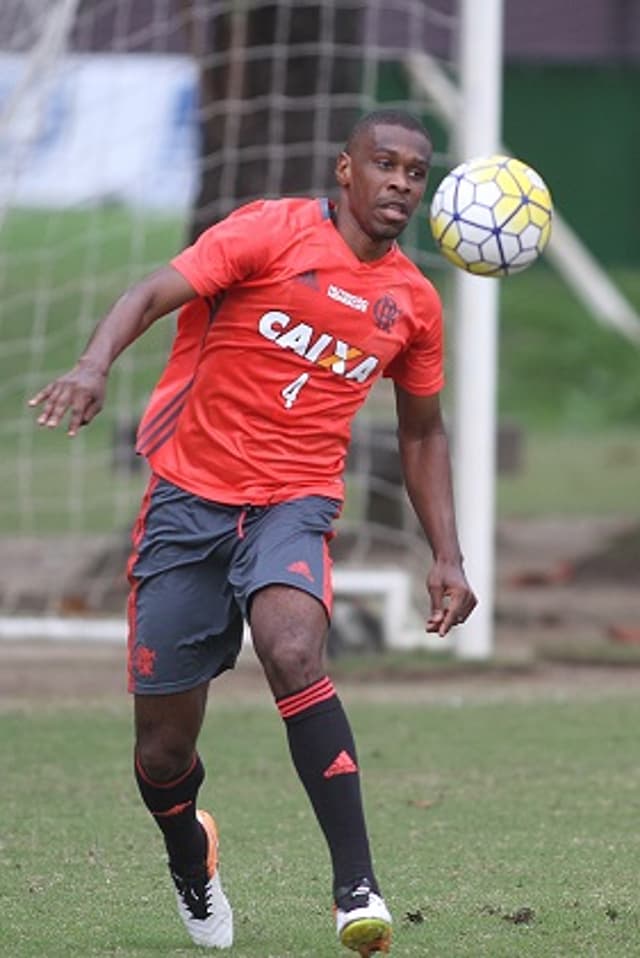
[
  {"xmin": 426, "ymin": 559, "xmax": 477, "ymax": 636},
  {"xmin": 28, "ymin": 359, "xmax": 107, "ymax": 436}
]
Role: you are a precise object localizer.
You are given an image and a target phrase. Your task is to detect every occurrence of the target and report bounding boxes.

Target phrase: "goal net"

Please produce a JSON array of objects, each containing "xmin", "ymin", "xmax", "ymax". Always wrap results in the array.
[{"xmin": 0, "ymin": 0, "xmax": 460, "ymax": 641}]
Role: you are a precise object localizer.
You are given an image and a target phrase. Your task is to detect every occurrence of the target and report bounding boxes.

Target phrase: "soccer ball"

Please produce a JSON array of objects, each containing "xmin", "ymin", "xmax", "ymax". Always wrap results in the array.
[{"xmin": 429, "ymin": 154, "xmax": 553, "ymax": 277}]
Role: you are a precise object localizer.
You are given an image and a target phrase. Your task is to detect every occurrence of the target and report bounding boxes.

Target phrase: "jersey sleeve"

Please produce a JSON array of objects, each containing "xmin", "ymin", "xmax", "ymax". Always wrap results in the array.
[
  {"xmin": 383, "ymin": 287, "xmax": 445, "ymax": 395},
  {"xmin": 170, "ymin": 200, "xmax": 280, "ymax": 296}
]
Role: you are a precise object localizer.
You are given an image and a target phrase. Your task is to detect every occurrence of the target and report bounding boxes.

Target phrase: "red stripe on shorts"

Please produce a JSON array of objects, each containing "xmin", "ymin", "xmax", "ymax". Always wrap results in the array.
[
  {"xmin": 126, "ymin": 474, "xmax": 159, "ymax": 692},
  {"xmin": 322, "ymin": 534, "xmax": 334, "ymax": 616}
]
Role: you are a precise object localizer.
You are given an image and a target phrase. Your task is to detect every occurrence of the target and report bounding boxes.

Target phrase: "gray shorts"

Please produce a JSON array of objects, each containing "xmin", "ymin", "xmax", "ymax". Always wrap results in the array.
[{"xmin": 127, "ymin": 477, "xmax": 339, "ymax": 694}]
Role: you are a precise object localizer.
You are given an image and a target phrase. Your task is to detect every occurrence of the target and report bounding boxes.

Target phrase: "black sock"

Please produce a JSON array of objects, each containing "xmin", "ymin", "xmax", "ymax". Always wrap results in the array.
[
  {"xmin": 134, "ymin": 751, "xmax": 206, "ymax": 873},
  {"xmin": 276, "ymin": 676, "xmax": 378, "ymax": 899}
]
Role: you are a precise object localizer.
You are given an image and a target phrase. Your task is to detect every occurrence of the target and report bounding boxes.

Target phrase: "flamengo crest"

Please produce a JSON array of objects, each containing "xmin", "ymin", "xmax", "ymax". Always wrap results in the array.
[{"xmin": 373, "ymin": 294, "xmax": 399, "ymax": 331}]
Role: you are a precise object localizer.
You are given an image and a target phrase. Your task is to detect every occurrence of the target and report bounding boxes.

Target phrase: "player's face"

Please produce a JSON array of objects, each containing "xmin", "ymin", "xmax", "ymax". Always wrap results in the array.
[{"xmin": 337, "ymin": 124, "xmax": 431, "ymax": 244}]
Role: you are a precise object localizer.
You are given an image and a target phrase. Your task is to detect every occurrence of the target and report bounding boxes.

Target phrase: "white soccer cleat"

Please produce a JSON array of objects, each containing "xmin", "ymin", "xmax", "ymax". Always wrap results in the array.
[
  {"xmin": 335, "ymin": 878, "xmax": 392, "ymax": 955},
  {"xmin": 171, "ymin": 810, "xmax": 233, "ymax": 949}
]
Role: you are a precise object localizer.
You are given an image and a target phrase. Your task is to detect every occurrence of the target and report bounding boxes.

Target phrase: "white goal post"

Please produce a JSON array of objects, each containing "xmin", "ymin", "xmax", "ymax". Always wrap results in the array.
[{"xmin": 448, "ymin": 0, "xmax": 503, "ymax": 660}]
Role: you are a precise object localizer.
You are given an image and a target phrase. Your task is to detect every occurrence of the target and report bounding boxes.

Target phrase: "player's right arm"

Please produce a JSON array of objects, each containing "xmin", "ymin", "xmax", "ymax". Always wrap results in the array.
[{"xmin": 29, "ymin": 265, "xmax": 197, "ymax": 436}]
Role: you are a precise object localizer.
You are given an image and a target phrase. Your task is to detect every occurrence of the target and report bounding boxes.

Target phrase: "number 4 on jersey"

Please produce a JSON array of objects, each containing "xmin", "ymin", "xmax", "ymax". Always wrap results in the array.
[{"xmin": 281, "ymin": 372, "xmax": 310, "ymax": 409}]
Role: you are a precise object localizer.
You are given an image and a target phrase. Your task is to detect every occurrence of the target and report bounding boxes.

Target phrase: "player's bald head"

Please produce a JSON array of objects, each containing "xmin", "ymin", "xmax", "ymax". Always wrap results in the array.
[{"xmin": 345, "ymin": 109, "xmax": 432, "ymax": 156}]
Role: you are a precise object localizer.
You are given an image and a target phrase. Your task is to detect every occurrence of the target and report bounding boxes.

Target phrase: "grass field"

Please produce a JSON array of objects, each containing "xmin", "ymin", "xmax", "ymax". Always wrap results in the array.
[{"xmin": 2, "ymin": 691, "xmax": 640, "ymax": 957}]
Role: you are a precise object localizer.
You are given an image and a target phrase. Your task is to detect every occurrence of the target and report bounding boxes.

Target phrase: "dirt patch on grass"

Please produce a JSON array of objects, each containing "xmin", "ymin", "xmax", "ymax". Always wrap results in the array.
[{"xmin": 1, "ymin": 639, "xmax": 639, "ymax": 713}]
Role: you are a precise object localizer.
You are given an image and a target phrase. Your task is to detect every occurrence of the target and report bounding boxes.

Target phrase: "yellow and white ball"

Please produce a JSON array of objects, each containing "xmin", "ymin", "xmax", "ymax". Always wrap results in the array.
[{"xmin": 429, "ymin": 154, "xmax": 553, "ymax": 277}]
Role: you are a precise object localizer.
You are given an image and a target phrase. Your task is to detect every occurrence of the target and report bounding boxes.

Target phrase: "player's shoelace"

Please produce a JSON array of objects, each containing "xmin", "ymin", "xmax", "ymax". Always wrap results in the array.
[
  {"xmin": 336, "ymin": 877, "xmax": 377, "ymax": 912},
  {"xmin": 171, "ymin": 864, "xmax": 213, "ymax": 920}
]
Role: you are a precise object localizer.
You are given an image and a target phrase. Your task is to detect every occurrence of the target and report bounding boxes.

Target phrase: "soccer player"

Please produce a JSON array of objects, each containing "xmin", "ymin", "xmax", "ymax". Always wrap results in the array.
[{"xmin": 30, "ymin": 109, "xmax": 477, "ymax": 955}]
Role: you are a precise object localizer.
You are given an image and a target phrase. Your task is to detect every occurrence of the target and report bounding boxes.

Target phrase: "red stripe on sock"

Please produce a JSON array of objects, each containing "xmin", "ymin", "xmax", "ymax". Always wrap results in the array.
[
  {"xmin": 277, "ymin": 677, "xmax": 336, "ymax": 719},
  {"xmin": 135, "ymin": 752, "xmax": 198, "ymax": 789}
]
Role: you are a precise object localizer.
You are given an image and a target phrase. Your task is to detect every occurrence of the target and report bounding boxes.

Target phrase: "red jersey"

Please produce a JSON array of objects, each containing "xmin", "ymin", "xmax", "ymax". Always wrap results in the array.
[{"xmin": 136, "ymin": 197, "xmax": 444, "ymax": 505}]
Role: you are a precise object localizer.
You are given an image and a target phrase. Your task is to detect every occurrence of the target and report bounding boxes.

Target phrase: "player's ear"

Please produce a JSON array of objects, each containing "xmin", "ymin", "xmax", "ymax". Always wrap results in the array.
[{"xmin": 335, "ymin": 151, "xmax": 351, "ymax": 187}]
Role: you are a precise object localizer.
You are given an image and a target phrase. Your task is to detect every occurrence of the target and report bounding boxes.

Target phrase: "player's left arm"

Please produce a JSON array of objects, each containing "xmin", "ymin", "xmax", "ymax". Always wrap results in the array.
[{"xmin": 394, "ymin": 384, "xmax": 477, "ymax": 635}]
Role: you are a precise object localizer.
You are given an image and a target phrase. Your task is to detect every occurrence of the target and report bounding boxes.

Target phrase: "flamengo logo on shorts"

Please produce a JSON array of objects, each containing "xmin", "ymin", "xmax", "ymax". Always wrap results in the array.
[
  {"xmin": 327, "ymin": 284, "xmax": 369, "ymax": 313},
  {"xmin": 258, "ymin": 310, "xmax": 379, "ymax": 382}
]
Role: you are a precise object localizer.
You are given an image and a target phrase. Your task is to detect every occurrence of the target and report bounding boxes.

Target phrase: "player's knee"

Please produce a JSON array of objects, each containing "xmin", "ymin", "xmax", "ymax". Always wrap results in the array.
[
  {"xmin": 250, "ymin": 586, "xmax": 328, "ymax": 693},
  {"xmin": 136, "ymin": 732, "xmax": 196, "ymax": 783},
  {"xmin": 254, "ymin": 629, "xmax": 324, "ymax": 692}
]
